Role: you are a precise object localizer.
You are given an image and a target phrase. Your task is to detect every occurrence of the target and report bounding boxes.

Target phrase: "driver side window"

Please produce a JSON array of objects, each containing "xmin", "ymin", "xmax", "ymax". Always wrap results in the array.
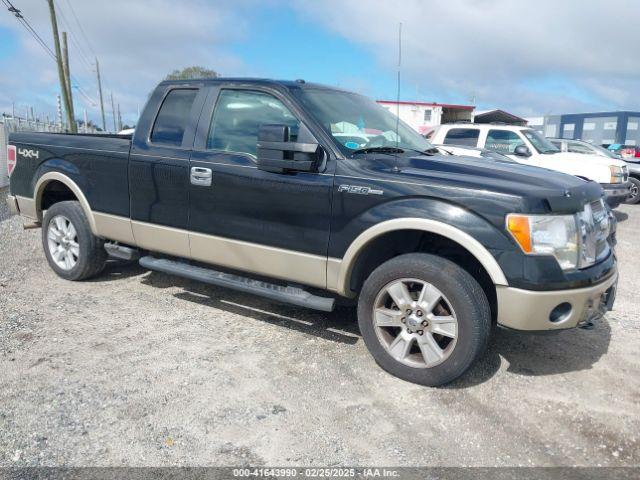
[
  {"xmin": 207, "ymin": 90, "xmax": 300, "ymax": 156},
  {"xmin": 485, "ymin": 130, "xmax": 525, "ymax": 154}
]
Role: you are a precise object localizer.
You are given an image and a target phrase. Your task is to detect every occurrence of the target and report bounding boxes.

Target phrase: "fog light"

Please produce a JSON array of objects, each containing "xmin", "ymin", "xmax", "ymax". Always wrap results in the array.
[{"xmin": 549, "ymin": 302, "xmax": 572, "ymax": 323}]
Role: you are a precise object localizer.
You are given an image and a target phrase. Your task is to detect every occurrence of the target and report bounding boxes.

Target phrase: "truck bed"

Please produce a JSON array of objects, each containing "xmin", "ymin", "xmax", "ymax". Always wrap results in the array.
[{"xmin": 8, "ymin": 131, "xmax": 132, "ymax": 219}]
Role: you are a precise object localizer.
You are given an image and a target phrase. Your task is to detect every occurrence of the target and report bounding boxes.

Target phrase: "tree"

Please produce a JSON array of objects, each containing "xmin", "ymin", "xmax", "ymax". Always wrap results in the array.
[{"xmin": 165, "ymin": 66, "xmax": 219, "ymax": 81}]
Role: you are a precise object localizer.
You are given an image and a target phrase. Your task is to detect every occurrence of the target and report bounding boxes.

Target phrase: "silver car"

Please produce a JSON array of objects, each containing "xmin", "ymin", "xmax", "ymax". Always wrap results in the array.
[{"xmin": 549, "ymin": 138, "xmax": 639, "ymax": 205}]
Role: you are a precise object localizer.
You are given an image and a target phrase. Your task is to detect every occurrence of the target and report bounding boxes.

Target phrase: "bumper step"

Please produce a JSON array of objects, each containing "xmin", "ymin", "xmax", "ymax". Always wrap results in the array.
[{"xmin": 139, "ymin": 256, "xmax": 336, "ymax": 312}]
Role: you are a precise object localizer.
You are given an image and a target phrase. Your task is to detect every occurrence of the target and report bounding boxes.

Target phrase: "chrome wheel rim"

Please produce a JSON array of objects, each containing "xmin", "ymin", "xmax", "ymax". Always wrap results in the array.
[
  {"xmin": 373, "ymin": 278, "xmax": 458, "ymax": 368},
  {"xmin": 47, "ymin": 215, "xmax": 79, "ymax": 271},
  {"xmin": 630, "ymin": 183, "xmax": 638, "ymax": 198}
]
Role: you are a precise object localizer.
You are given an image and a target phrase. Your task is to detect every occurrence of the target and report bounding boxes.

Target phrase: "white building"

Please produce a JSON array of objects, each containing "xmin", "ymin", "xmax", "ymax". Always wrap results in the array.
[{"xmin": 377, "ymin": 100, "xmax": 475, "ymax": 135}]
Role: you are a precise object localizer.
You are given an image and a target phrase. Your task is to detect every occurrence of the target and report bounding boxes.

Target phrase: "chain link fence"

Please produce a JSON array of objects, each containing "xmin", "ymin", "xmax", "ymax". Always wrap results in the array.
[{"xmin": 0, "ymin": 116, "xmax": 100, "ymax": 188}]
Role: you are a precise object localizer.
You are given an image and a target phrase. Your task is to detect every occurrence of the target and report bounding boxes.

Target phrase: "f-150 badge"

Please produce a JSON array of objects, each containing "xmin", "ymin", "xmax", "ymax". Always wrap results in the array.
[
  {"xmin": 338, "ymin": 184, "xmax": 384, "ymax": 195},
  {"xmin": 18, "ymin": 148, "xmax": 39, "ymax": 159}
]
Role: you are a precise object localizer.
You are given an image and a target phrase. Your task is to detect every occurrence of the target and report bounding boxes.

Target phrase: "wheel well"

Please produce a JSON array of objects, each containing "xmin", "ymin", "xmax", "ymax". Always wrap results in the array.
[
  {"xmin": 39, "ymin": 180, "xmax": 79, "ymax": 212},
  {"xmin": 348, "ymin": 230, "xmax": 498, "ymax": 323}
]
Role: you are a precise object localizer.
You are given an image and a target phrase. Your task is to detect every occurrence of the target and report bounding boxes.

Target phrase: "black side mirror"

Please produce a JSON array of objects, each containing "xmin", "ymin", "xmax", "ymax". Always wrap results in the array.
[
  {"xmin": 257, "ymin": 124, "xmax": 322, "ymax": 173},
  {"xmin": 514, "ymin": 145, "xmax": 532, "ymax": 157}
]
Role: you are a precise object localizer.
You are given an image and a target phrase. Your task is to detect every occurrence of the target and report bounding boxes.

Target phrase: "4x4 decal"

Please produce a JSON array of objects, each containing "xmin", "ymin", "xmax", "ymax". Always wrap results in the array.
[{"xmin": 18, "ymin": 148, "xmax": 39, "ymax": 159}]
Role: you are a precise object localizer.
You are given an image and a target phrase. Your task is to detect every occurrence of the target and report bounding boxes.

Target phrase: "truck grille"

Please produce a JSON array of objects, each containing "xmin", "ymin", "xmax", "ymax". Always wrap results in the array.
[{"xmin": 580, "ymin": 200, "xmax": 610, "ymax": 267}]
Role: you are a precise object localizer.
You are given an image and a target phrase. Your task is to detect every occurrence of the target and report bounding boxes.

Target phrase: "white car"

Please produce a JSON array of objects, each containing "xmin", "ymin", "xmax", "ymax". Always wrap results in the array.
[
  {"xmin": 431, "ymin": 124, "xmax": 630, "ymax": 208},
  {"xmin": 434, "ymin": 144, "xmax": 516, "ymax": 163}
]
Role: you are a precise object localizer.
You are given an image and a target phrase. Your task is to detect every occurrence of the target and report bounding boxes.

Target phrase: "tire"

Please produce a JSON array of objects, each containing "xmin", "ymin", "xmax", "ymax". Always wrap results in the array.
[
  {"xmin": 625, "ymin": 177, "xmax": 640, "ymax": 205},
  {"xmin": 357, "ymin": 253, "xmax": 491, "ymax": 387},
  {"xmin": 42, "ymin": 201, "xmax": 107, "ymax": 281}
]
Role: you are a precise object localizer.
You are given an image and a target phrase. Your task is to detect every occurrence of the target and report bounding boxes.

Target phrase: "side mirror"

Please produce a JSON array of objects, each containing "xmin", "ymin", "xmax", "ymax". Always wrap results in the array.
[
  {"xmin": 257, "ymin": 124, "xmax": 322, "ymax": 173},
  {"xmin": 514, "ymin": 145, "xmax": 532, "ymax": 157}
]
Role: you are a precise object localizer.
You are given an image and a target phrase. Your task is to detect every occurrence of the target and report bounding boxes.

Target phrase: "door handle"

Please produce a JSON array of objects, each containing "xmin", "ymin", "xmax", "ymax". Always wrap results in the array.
[{"xmin": 190, "ymin": 167, "xmax": 212, "ymax": 186}]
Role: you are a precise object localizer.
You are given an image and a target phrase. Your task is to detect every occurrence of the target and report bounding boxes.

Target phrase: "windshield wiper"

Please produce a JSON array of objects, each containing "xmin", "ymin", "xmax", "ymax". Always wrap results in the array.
[{"xmin": 352, "ymin": 146, "xmax": 405, "ymax": 155}]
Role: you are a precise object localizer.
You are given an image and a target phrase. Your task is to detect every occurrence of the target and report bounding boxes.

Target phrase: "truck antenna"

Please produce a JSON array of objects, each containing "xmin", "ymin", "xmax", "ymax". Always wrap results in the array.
[{"xmin": 395, "ymin": 22, "xmax": 402, "ymax": 149}]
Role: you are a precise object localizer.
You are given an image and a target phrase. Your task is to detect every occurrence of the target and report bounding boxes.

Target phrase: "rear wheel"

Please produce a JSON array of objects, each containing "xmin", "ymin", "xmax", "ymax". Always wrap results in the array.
[
  {"xmin": 42, "ymin": 201, "xmax": 107, "ymax": 280},
  {"xmin": 625, "ymin": 177, "xmax": 640, "ymax": 205},
  {"xmin": 357, "ymin": 253, "xmax": 491, "ymax": 386}
]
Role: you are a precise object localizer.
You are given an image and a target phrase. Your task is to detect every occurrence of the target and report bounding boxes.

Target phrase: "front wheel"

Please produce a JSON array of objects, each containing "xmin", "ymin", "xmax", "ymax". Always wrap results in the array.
[
  {"xmin": 42, "ymin": 201, "xmax": 107, "ymax": 281},
  {"xmin": 357, "ymin": 253, "xmax": 491, "ymax": 387},
  {"xmin": 625, "ymin": 177, "xmax": 640, "ymax": 205}
]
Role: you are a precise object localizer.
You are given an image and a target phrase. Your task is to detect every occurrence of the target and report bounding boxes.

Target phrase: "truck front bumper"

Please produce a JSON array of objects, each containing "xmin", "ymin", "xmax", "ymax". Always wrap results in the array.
[
  {"xmin": 496, "ymin": 271, "xmax": 618, "ymax": 331},
  {"xmin": 6, "ymin": 194, "xmax": 19, "ymax": 216},
  {"xmin": 602, "ymin": 182, "xmax": 631, "ymax": 208}
]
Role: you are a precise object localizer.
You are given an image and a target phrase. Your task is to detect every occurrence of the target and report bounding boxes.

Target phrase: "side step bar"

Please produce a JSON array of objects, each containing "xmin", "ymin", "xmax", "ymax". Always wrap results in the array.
[
  {"xmin": 105, "ymin": 243, "xmax": 140, "ymax": 261},
  {"xmin": 139, "ymin": 256, "xmax": 336, "ymax": 312}
]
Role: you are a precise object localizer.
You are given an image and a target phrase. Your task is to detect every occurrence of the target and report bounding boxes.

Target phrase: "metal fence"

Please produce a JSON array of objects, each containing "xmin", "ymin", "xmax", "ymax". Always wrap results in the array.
[{"xmin": 0, "ymin": 116, "xmax": 100, "ymax": 188}]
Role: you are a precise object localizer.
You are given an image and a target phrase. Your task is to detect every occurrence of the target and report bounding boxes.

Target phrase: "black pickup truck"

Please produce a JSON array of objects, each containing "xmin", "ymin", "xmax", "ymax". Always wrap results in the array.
[{"xmin": 6, "ymin": 78, "xmax": 618, "ymax": 386}]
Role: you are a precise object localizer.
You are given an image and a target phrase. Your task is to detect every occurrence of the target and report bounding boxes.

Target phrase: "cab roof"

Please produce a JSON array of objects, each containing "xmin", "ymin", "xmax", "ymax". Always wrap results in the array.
[{"xmin": 157, "ymin": 77, "xmax": 352, "ymax": 93}]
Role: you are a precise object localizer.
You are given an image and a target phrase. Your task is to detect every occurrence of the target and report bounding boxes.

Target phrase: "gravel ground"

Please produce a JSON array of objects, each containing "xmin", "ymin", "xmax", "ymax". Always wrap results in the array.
[{"xmin": 0, "ymin": 186, "xmax": 638, "ymax": 467}]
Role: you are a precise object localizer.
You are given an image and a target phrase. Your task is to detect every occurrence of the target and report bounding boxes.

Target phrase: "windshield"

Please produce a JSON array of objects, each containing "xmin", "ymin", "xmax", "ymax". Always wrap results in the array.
[
  {"xmin": 522, "ymin": 130, "xmax": 559, "ymax": 154},
  {"xmin": 291, "ymin": 88, "xmax": 433, "ymax": 156}
]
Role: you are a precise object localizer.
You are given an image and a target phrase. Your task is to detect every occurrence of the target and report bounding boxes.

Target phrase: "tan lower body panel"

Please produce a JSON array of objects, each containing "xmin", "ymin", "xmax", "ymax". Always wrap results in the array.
[
  {"xmin": 131, "ymin": 221, "xmax": 190, "ymax": 258},
  {"xmin": 94, "ymin": 212, "xmax": 136, "ymax": 245},
  {"xmin": 125, "ymin": 219, "xmax": 327, "ymax": 288},
  {"xmin": 190, "ymin": 231, "xmax": 327, "ymax": 288},
  {"xmin": 326, "ymin": 258, "xmax": 343, "ymax": 294},
  {"xmin": 496, "ymin": 271, "xmax": 617, "ymax": 331}
]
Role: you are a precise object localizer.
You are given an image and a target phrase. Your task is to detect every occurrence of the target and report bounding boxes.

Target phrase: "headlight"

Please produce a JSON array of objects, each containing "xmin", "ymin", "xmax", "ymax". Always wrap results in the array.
[
  {"xmin": 507, "ymin": 213, "xmax": 579, "ymax": 270},
  {"xmin": 609, "ymin": 165, "xmax": 624, "ymax": 183},
  {"xmin": 507, "ymin": 201, "xmax": 610, "ymax": 271}
]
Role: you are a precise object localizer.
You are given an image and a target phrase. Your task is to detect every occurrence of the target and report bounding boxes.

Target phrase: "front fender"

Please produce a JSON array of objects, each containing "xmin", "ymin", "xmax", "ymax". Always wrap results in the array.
[{"xmin": 327, "ymin": 197, "xmax": 515, "ymax": 296}]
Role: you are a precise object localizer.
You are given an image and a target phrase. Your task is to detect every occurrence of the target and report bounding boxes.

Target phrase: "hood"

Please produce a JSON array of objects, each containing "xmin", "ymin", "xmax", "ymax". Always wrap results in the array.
[
  {"xmin": 551, "ymin": 151, "xmax": 627, "ymax": 167},
  {"xmin": 384, "ymin": 153, "xmax": 603, "ymax": 213}
]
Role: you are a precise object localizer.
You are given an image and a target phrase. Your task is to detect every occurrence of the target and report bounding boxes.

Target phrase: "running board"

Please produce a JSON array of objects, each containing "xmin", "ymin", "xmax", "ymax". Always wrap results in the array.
[{"xmin": 139, "ymin": 256, "xmax": 336, "ymax": 312}]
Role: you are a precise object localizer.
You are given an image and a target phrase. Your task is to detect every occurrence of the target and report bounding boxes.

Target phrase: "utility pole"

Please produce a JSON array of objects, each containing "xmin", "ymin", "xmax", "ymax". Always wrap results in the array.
[
  {"xmin": 61, "ymin": 31, "xmax": 75, "ymax": 128},
  {"xmin": 47, "ymin": 0, "xmax": 76, "ymax": 133},
  {"xmin": 95, "ymin": 58, "xmax": 106, "ymax": 132},
  {"xmin": 117, "ymin": 103, "xmax": 122, "ymax": 131},
  {"xmin": 56, "ymin": 95, "xmax": 63, "ymax": 129},
  {"xmin": 110, "ymin": 92, "xmax": 116, "ymax": 132}
]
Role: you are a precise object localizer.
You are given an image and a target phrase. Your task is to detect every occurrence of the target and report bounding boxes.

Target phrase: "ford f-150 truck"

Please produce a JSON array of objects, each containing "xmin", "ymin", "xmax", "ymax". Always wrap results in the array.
[{"xmin": 5, "ymin": 78, "xmax": 618, "ymax": 386}]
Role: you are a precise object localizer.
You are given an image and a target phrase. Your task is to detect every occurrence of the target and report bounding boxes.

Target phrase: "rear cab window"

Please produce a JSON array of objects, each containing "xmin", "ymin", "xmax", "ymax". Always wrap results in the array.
[
  {"xmin": 443, "ymin": 128, "xmax": 480, "ymax": 147},
  {"xmin": 567, "ymin": 142, "xmax": 595, "ymax": 154},
  {"xmin": 150, "ymin": 89, "xmax": 198, "ymax": 146}
]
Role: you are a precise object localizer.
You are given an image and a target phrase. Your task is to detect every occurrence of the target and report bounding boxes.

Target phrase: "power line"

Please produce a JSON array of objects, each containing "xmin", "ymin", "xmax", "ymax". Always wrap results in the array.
[
  {"xmin": 53, "ymin": 0, "xmax": 94, "ymax": 75},
  {"xmin": 62, "ymin": 0, "xmax": 96, "ymax": 58},
  {"xmin": 1, "ymin": 0, "xmax": 56, "ymax": 61},
  {"xmin": 1, "ymin": 0, "xmax": 98, "ymax": 106}
]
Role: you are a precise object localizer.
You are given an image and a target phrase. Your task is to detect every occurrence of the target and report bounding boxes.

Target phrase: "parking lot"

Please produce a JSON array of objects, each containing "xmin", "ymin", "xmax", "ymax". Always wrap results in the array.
[{"xmin": 0, "ymin": 186, "xmax": 638, "ymax": 467}]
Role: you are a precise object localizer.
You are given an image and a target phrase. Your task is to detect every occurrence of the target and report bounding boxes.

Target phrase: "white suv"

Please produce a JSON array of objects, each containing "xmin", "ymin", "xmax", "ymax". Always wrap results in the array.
[{"xmin": 430, "ymin": 124, "xmax": 630, "ymax": 208}]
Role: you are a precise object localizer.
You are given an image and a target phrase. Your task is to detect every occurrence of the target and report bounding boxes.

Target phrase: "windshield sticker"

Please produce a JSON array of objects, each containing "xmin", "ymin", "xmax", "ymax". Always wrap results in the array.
[{"xmin": 344, "ymin": 141, "xmax": 360, "ymax": 149}]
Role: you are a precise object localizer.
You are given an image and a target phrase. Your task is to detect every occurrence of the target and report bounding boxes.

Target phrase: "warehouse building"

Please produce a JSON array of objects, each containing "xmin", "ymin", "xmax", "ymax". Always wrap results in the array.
[
  {"xmin": 377, "ymin": 100, "xmax": 475, "ymax": 135},
  {"xmin": 527, "ymin": 111, "xmax": 640, "ymax": 146}
]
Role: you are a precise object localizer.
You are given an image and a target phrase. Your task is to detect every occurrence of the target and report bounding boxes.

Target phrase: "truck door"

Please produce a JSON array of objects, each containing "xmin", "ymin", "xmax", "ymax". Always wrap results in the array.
[
  {"xmin": 484, "ymin": 129, "xmax": 541, "ymax": 167},
  {"xmin": 129, "ymin": 85, "xmax": 206, "ymax": 257},
  {"xmin": 187, "ymin": 86, "xmax": 334, "ymax": 289}
]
